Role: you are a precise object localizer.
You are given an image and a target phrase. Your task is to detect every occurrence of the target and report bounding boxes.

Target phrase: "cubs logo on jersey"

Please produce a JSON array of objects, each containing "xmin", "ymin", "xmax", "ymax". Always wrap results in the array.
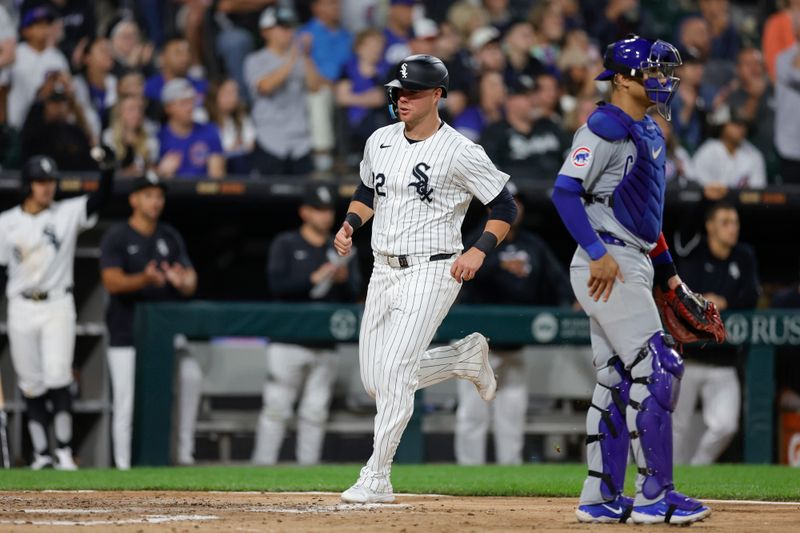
[
  {"xmin": 571, "ymin": 146, "xmax": 592, "ymax": 167},
  {"xmin": 408, "ymin": 162, "xmax": 434, "ymax": 203}
]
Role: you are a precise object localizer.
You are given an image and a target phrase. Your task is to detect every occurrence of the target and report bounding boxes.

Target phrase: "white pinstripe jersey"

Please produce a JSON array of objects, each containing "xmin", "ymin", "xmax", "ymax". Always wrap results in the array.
[{"xmin": 361, "ymin": 122, "xmax": 509, "ymax": 256}]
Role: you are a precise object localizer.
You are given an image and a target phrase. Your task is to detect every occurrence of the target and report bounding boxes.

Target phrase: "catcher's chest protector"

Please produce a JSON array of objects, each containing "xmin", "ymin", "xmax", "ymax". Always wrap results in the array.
[{"xmin": 587, "ymin": 103, "xmax": 666, "ymax": 243}]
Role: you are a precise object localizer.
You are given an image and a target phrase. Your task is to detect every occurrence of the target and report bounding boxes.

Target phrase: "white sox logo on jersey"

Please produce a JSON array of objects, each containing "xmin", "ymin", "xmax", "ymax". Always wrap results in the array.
[
  {"xmin": 43, "ymin": 224, "xmax": 62, "ymax": 251},
  {"xmin": 409, "ymin": 162, "xmax": 434, "ymax": 203},
  {"xmin": 400, "ymin": 63, "xmax": 408, "ymax": 78}
]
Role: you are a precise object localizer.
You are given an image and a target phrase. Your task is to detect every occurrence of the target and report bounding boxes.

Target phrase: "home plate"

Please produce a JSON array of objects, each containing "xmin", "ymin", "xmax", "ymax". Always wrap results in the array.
[{"xmin": 252, "ymin": 503, "xmax": 412, "ymax": 513}]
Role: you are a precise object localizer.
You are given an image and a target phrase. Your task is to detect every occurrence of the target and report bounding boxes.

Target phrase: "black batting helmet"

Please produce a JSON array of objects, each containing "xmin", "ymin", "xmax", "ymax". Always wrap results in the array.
[
  {"xmin": 21, "ymin": 155, "xmax": 59, "ymax": 198},
  {"xmin": 385, "ymin": 54, "xmax": 449, "ymax": 118}
]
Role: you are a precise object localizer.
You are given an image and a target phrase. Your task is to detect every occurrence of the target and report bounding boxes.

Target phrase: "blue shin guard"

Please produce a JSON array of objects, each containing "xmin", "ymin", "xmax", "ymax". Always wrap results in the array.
[
  {"xmin": 627, "ymin": 332, "xmax": 708, "ymax": 522},
  {"xmin": 580, "ymin": 355, "xmax": 632, "ymax": 504}
]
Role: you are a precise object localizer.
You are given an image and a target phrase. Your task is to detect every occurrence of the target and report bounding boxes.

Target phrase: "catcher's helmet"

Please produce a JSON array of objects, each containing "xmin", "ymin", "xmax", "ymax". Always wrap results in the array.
[
  {"xmin": 385, "ymin": 54, "xmax": 449, "ymax": 118},
  {"xmin": 595, "ymin": 34, "xmax": 682, "ymax": 121},
  {"xmin": 21, "ymin": 155, "xmax": 59, "ymax": 197}
]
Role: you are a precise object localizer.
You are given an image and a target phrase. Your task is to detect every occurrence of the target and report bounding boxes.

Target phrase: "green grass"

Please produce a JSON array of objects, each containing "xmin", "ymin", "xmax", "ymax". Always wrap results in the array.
[{"xmin": 0, "ymin": 464, "xmax": 797, "ymax": 501}]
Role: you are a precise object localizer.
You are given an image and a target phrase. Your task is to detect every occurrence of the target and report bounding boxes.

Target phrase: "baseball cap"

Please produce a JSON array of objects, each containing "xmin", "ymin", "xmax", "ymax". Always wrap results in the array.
[
  {"xmin": 412, "ymin": 18, "xmax": 439, "ymax": 40},
  {"xmin": 161, "ymin": 78, "xmax": 196, "ymax": 104},
  {"xmin": 23, "ymin": 155, "xmax": 59, "ymax": 181},
  {"xmin": 508, "ymin": 75, "xmax": 536, "ymax": 96},
  {"xmin": 20, "ymin": 6, "xmax": 55, "ymax": 29},
  {"xmin": 259, "ymin": 6, "xmax": 298, "ymax": 29},
  {"xmin": 131, "ymin": 171, "xmax": 169, "ymax": 193},
  {"xmin": 303, "ymin": 184, "xmax": 337, "ymax": 209},
  {"xmin": 469, "ymin": 26, "xmax": 501, "ymax": 53}
]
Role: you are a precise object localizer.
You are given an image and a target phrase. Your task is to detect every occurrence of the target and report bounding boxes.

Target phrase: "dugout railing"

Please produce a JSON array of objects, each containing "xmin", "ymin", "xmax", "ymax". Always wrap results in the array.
[{"xmin": 132, "ymin": 302, "xmax": 790, "ymax": 466}]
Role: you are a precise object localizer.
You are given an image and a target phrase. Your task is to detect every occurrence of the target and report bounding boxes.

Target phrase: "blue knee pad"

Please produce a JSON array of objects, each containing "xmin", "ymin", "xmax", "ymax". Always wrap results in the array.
[
  {"xmin": 587, "ymin": 355, "xmax": 632, "ymax": 500},
  {"xmin": 629, "ymin": 332, "xmax": 684, "ymax": 500}
]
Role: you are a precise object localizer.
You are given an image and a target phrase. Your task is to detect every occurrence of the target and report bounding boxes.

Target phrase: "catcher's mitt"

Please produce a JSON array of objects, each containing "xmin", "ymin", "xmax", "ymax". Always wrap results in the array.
[{"xmin": 653, "ymin": 284, "xmax": 726, "ymax": 348}]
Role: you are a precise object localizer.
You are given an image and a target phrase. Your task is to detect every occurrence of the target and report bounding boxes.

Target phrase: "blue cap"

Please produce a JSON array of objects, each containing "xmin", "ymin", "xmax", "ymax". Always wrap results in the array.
[
  {"xmin": 20, "ymin": 6, "xmax": 55, "ymax": 29},
  {"xmin": 595, "ymin": 35, "xmax": 653, "ymax": 80}
]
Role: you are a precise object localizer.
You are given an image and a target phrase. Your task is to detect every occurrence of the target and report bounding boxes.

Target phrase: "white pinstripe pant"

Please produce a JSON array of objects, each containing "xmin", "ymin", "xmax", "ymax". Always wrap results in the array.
[{"xmin": 357, "ymin": 256, "xmax": 484, "ymax": 490}]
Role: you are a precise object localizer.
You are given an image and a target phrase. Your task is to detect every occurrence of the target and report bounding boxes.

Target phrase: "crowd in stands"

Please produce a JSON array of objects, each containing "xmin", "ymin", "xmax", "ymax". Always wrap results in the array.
[{"xmin": 0, "ymin": 0, "xmax": 798, "ymax": 189}]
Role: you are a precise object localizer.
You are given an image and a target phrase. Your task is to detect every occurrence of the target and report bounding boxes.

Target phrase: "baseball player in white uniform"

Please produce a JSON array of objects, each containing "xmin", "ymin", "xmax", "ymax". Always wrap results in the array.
[
  {"xmin": 0, "ymin": 151, "xmax": 113, "ymax": 470},
  {"xmin": 333, "ymin": 55, "xmax": 518, "ymax": 503}
]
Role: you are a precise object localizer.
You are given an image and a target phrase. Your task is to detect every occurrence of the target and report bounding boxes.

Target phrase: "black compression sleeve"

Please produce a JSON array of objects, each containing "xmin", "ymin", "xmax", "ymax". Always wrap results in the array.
[
  {"xmin": 86, "ymin": 167, "xmax": 114, "ymax": 216},
  {"xmin": 487, "ymin": 186, "xmax": 517, "ymax": 224},
  {"xmin": 353, "ymin": 182, "xmax": 375, "ymax": 209}
]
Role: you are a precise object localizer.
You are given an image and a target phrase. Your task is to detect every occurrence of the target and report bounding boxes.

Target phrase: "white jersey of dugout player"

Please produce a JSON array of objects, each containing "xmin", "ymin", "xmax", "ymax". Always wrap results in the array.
[
  {"xmin": 362, "ymin": 121, "xmax": 508, "ymax": 256},
  {"xmin": 559, "ymin": 125, "xmax": 655, "ymax": 252},
  {"xmin": 0, "ymin": 196, "xmax": 97, "ymax": 298}
]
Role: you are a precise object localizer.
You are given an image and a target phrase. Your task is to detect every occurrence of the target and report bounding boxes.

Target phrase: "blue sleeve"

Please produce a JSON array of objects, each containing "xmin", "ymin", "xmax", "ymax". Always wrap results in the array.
[
  {"xmin": 206, "ymin": 124, "xmax": 223, "ymax": 154},
  {"xmin": 551, "ymin": 174, "xmax": 607, "ymax": 260}
]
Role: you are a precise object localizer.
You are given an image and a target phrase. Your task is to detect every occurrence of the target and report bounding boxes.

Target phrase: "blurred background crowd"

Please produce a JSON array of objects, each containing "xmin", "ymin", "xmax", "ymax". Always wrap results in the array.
[
  {"xmin": 2, "ymin": 0, "xmax": 800, "ymax": 469},
  {"xmin": 0, "ymin": 0, "xmax": 797, "ymax": 189}
]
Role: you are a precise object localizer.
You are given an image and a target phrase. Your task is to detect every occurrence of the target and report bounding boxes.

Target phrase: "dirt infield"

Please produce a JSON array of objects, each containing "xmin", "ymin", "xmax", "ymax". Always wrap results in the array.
[{"xmin": 0, "ymin": 491, "xmax": 798, "ymax": 532}]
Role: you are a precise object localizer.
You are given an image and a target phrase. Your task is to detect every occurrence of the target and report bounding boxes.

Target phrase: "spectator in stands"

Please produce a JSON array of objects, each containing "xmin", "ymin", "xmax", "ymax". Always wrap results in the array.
[
  {"xmin": 698, "ymin": 0, "xmax": 740, "ymax": 61},
  {"xmin": 0, "ymin": 4, "xmax": 16, "ymax": 84},
  {"xmin": 564, "ymin": 95, "xmax": 596, "ymax": 134},
  {"xmin": 409, "ymin": 17, "xmax": 438, "ymax": 56},
  {"xmin": 672, "ymin": 47, "xmax": 709, "ymax": 153},
  {"xmin": 157, "ymin": 78, "xmax": 224, "ymax": 179},
  {"xmin": 102, "ymin": 95, "xmax": 159, "ymax": 177},
  {"xmin": 446, "ymin": 0, "xmax": 489, "ymax": 45},
  {"xmin": 584, "ymin": 0, "xmax": 651, "ymax": 47},
  {"xmin": 20, "ymin": 72, "xmax": 96, "ymax": 169},
  {"xmin": 383, "ymin": 0, "xmax": 415, "ymax": 66},
  {"xmin": 22, "ymin": 0, "xmax": 97, "ymax": 71},
  {"xmin": 470, "ymin": 26, "xmax": 505, "ymax": 75},
  {"xmin": 99, "ymin": 174, "xmax": 201, "ymax": 469},
  {"xmin": 529, "ymin": 0, "xmax": 564, "ymax": 71},
  {"xmin": 245, "ymin": 6, "xmax": 324, "ymax": 176},
  {"xmin": 117, "ymin": 69, "xmax": 146, "ymax": 99},
  {"xmin": 8, "ymin": 6, "xmax": 69, "ymax": 130},
  {"xmin": 253, "ymin": 184, "xmax": 361, "ymax": 465},
  {"xmin": 452, "ymin": 71, "xmax": 505, "ymax": 142},
  {"xmin": 213, "ymin": 0, "xmax": 273, "ymax": 102},
  {"xmin": 0, "ymin": 3, "xmax": 16, "ymax": 157},
  {"xmin": 144, "ymin": 35, "xmax": 208, "ymax": 113},
  {"xmin": 716, "ymin": 47, "xmax": 775, "ymax": 175},
  {"xmin": 73, "ymin": 37, "xmax": 117, "ymax": 140},
  {"xmin": 762, "ymin": 0, "xmax": 800, "ymax": 82},
  {"xmin": 205, "ymin": 78, "xmax": 255, "ymax": 175},
  {"xmin": 649, "ymin": 110, "xmax": 695, "ymax": 185},
  {"xmin": 435, "ymin": 20, "xmax": 472, "ymax": 119},
  {"xmin": 457, "ymin": 182, "xmax": 572, "ymax": 465},
  {"xmin": 480, "ymin": 75, "xmax": 569, "ymax": 181},
  {"xmin": 483, "ymin": 0, "xmax": 513, "ymax": 34},
  {"xmin": 534, "ymin": 72, "xmax": 562, "ymax": 121},
  {"xmin": 673, "ymin": 202, "xmax": 759, "ymax": 465},
  {"xmin": 335, "ymin": 28, "xmax": 388, "ymax": 151},
  {"xmin": 108, "ymin": 18, "xmax": 155, "ymax": 78},
  {"xmin": 502, "ymin": 20, "xmax": 547, "ymax": 88},
  {"xmin": 300, "ymin": 0, "xmax": 353, "ymax": 172},
  {"xmin": 775, "ymin": 12, "xmax": 800, "ymax": 184},
  {"xmin": 692, "ymin": 106, "xmax": 767, "ymax": 190}
]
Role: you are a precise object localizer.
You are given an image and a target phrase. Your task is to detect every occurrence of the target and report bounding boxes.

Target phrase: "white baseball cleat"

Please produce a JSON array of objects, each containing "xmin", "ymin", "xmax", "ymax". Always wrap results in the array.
[
  {"xmin": 472, "ymin": 333, "xmax": 497, "ymax": 401},
  {"xmin": 341, "ymin": 484, "xmax": 395, "ymax": 504},
  {"xmin": 30, "ymin": 452, "xmax": 54, "ymax": 470},
  {"xmin": 54, "ymin": 447, "xmax": 78, "ymax": 471}
]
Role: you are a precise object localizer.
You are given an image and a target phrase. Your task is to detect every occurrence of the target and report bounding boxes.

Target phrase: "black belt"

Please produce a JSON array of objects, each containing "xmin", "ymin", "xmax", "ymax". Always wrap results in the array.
[
  {"xmin": 383, "ymin": 253, "xmax": 455, "ymax": 269},
  {"xmin": 583, "ymin": 193, "xmax": 614, "ymax": 207},
  {"xmin": 20, "ymin": 287, "xmax": 73, "ymax": 301}
]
